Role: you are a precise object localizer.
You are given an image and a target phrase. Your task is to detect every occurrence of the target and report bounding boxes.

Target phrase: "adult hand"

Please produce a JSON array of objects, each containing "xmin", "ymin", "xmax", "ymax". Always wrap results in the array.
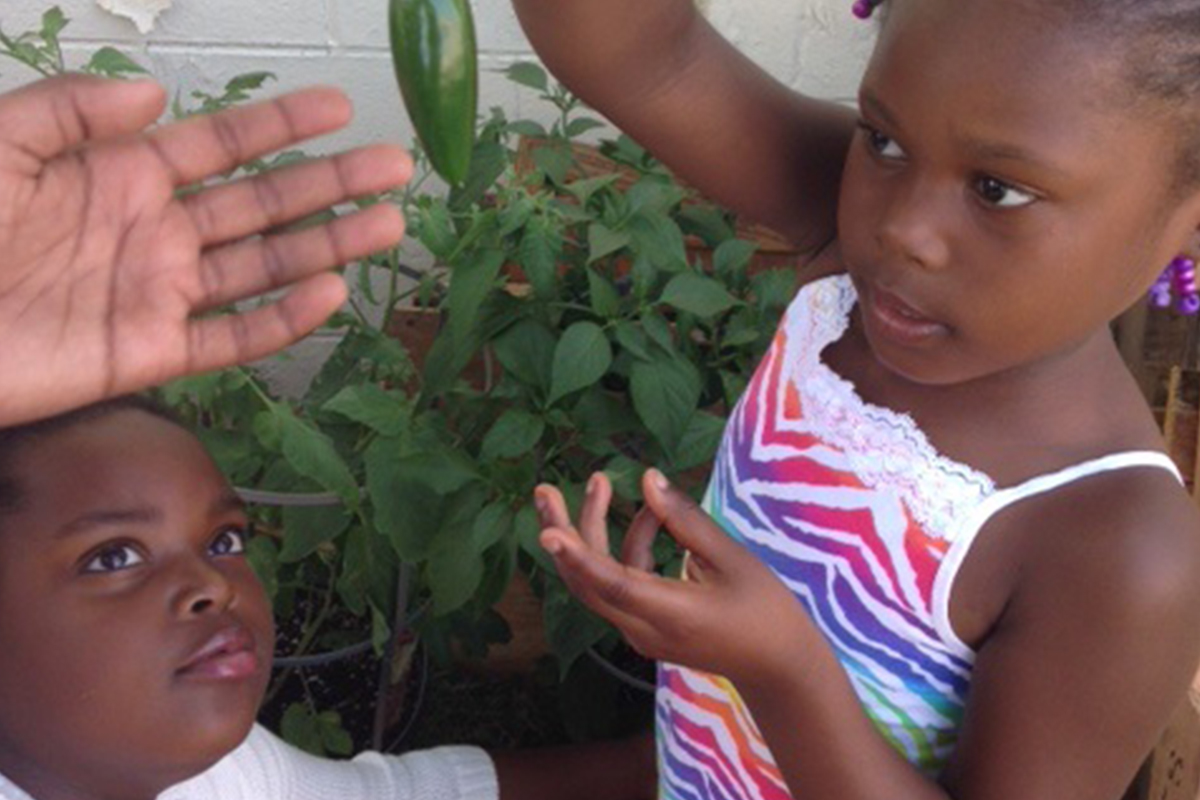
[
  {"xmin": 0, "ymin": 74, "xmax": 412, "ymax": 426},
  {"xmin": 534, "ymin": 469, "xmax": 816, "ymax": 686}
]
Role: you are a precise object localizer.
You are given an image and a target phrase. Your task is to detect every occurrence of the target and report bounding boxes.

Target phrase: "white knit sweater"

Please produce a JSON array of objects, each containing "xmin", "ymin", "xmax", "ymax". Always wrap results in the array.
[{"xmin": 0, "ymin": 726, "xmax": 498, "ymax": 800}]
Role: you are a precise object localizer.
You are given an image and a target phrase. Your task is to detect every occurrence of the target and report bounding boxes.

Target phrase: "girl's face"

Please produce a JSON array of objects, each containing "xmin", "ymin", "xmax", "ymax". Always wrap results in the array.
[
  {"xmin": 838, "ymin": 0, "xmax": 1200, "ymax": 387},
  {"xmin": 0, "ymin": 410, "xmax": 273, "ymax": 800}
]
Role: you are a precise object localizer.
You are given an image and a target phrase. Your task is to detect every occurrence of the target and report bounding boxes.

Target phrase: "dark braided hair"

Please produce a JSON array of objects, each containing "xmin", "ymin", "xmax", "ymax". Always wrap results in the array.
[{"xmin": 0, "ymin": 395, "xmax": 185, "ymax": 520}]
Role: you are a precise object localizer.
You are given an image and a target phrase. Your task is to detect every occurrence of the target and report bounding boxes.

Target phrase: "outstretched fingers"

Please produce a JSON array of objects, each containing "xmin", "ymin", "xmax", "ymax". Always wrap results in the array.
[
  {"xmin": 183, "ymin": 143, "xmax": 412, "ymax": 247},
  {"xmin": 146, "ymin": 86, "xmax": 355, "ymax": 187},
  {"xmin": 0, "ymin": 74, "xmax": 166, "ymax": 168},
  {"xmin": 196, "ymin": 202, "xmax": 404, "ymax": 310},
  {"xmin": 182, "ymin": 271, "xmax": 348, "ymax": 375},
  {"xmin": 540, "ymin": 520, "xmax": 683, "ymax": 653},
  {"xmin": 642, "ymin": 469, "xmax": 745, "ymax": 579},
  {"xmin": 622, "ymin": 503, "xmax": 661, "ymax": 572}
]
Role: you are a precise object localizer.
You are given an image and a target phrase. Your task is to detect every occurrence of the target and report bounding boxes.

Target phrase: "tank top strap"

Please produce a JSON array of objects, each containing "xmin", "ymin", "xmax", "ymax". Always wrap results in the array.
[{"xmin": 931, "ymin": 450, "xmax": 1184, "ymax": 660}]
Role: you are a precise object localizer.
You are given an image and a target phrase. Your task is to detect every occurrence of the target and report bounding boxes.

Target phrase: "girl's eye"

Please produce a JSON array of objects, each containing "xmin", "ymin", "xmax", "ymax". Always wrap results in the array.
[
  {"xmin": 209, "ymin": 526, "xmax": 248, "ymax": 557},
  {"xmin": 82, "ymin": 544, "xmax": 145, "ymax": 574},
  {"xmin": 974, "ymin": 175, "xmax": 1036, "ymax": 209},
  {"xmin": 860, "ymin": 124, "xmax": 905, "ymax": 159}
]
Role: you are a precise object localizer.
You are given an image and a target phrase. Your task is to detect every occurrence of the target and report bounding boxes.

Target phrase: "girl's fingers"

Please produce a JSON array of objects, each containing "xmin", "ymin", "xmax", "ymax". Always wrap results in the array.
[
  {"xmin": 146, "ymin": 87, "xmax": 355, "ymax": 186},
  {"xmin": 0, "ymin": 75, "xmax": 165, "ymax": 166},
  {"xmin": 176, "ymin": 272, "xmax": 348, "ymax": 377},
  {"xmin": 534, "ymin": 484, "xmax": 573, "ymax": 531},
  {"xmin": 183, "ymin": 143, "xmax": 412, "ymax": 247},
  {"xmin": 195, "ymin": 204, "xmax": 404, "ymax": 311},
  {"xmin": 578, "ymin": 472, "xmax": 613, "ymax": 554},
  {"xmin": 544, "ymin": 525, "xmax": 679, "ymax": 623},
  {"xmin": 621, "ymin": 504, "xmax": 661, "ymax": 572},
  {"xmin": 642, "ymin": 469, "xmax": 744, "ymax": 574}
]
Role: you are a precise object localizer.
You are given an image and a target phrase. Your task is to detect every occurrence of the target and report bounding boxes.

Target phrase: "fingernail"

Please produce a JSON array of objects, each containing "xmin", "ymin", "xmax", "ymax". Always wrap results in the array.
[
  {"xmin": 586, "ymin": 473, "xmax": 599, "ymax": 495},
  {"xmin": 535, "ymin": 494, "xmax": 548, "ymax": 516},
  {"xmin": 543, "ymin": 538, "xmax": 563, "ymax": 556},
  {"xmin": 649, "ymin": 468, "xmax": 669, "ymax": 492}
]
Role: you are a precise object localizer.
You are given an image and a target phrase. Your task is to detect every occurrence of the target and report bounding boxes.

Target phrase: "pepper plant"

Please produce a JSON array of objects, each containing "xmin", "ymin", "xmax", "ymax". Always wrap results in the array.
[{"xmin": 2, "ymin": 8, "xmax": 798, "ymax": 748}]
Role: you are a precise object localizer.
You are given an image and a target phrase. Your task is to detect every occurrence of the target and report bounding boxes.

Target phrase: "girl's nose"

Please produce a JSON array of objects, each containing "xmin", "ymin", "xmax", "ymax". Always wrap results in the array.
[
  {"xmin": 875, "ymin": 179, "xmax": 952, "ymax": 271},
  {"xmin": 171, "ymin": 558, "xmax": 237, "ymax": 618}
]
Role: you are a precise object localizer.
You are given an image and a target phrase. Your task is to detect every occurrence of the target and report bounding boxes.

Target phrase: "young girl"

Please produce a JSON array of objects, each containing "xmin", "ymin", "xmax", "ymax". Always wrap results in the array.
[
  {"xmin": 520, "ymin": 1, "xmax": 1200, "ymax": 798},
  {"xmin": 0, "ymin": 396, "xmax": 655, "ymax": 800}
]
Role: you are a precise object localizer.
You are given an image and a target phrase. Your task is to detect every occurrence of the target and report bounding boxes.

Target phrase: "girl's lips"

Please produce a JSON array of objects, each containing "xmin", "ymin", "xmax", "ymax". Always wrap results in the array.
[
  {"xmin": 862, "ymin": 284, "xmax": 949, "ymax": 345},
  {"xmin": 177, "ymin": 625, "xmax": 262, "ymax": 682}
]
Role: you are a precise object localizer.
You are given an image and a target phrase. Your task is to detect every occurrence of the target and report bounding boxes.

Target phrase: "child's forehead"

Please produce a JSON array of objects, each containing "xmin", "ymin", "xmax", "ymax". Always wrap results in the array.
[
  {"xmin": 8, "ymin": 411, "xmax": 227, "ymax": 516},
  {"xmin": 869, "ymin": 0, "xmax": 1143, "ymax": 118}
]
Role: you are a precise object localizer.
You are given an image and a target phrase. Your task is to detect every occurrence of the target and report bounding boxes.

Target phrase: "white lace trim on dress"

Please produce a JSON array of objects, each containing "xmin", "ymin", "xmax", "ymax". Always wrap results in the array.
[{"xmin": 784, "ymin": 275, "xmax": 997, "ymax": 541}]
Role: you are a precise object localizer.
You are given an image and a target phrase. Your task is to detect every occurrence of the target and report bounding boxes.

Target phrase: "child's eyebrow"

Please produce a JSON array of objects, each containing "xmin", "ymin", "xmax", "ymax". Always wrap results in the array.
[
  {"xmin": 861, "ymin": 86, "xmax": 1068, "ymax": 180},
  {"xmin": 858, "ymin": 89, "xmax": 898, "ymax": 128},
  {"xmin": 55, "ymin": 490, "xmax": 246, "ymax": 539}
]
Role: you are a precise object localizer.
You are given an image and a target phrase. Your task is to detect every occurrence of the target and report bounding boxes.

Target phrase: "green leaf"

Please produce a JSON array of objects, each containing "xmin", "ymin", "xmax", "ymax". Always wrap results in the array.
[
  {"xmin": 613, "ymin": 320, "xmax": 652, "ymax": 361},
  {"xmin": 604, "ymin": 455, "xmax": 646, "ymax": 501},
  {"xmin": 426, "ymin": 541, "xmax": 485, "ymax": 616},
  {"xmin": 627, "ymin": 177, "xmax": 687, "ymax": 217},
  {"xmin": 506, "ymin": 120, "xmax": 548, "ymax": 138},
  {"xmin": 82, "ymin": 46, "xmax": 146, "ymax": 77},
  {"xmin": 505, "ymin": 61, "xmax": 549, "ymax": 92},
  {"xmin": 549, "ymin": 322, "xmax": 613, "ymax": 405},
  {"xmin": 493, "ymin": 319, "xmax": 556, "ymax": 394},
  {"xmin": 498, "ymin": 193, "xmax": 535, "ymax": 237},
  {"xmin": 565, "ymin": 117, "xmax": 607, "ymax": 139},
  {"xmin": 671, "ymin": 411, "xmax": 727, "ymax": 472},
  {"xmin": 515, "ymin": 503, "xmax": 557, "ymax": 575},
  {"xmin": 279, "ymin": 504, "xmax": 352, "ymax": 563},
  {"xmin": 481, "ymin": 409, "xmax": 545, "ymax": 461},
  {"xmin": 586, "ymin": 267, "xmax": 622, "ymax": 318},
  {"xmin": 751, "ymin": 268, "xmax": 800, "ymax": 313},
  {"xmin": 713, "ymin": 239, "xmax": 759, "ymax": 282},
  {"xmin": 630, "ymin": 254, "xmax": 659, "ymax": 302},
  {"xmin": 587, "ymin": 223, "xmax": 630, "ymax": 263},
  {"xmin": 450, "ymin": 140, "xmax": 508, "ymax": 212},
  {"xmin": 472, "ymin": 502, "xmax": 515, "ymax": 552},
  {"xmin": 245, "ymin": 535, "xmax": 280, "ymax": 600},
  {"xmin": 271, "ymin": 405, "xmax": 358, "ymax": 507},
  {"xmin": 660, "ymin": 273, "xmax": 741, "ymax": 318},
  {"xmin": 519, "ymin": 217, "xmax": 562, "ymax": 300},
  {"xmin": 318, "ymin": 713, "xmax": 353, "ymax": 757},
  {"xmin": 641, "ymin": 312, "xmax": 676, "ymax": 355},
  {"xmin": 322, "ymin": 385, "xmax": 410, "ymax": 436},
  {"xmin": 532, "ymin": 139, "xmax": 575, "ymax": 185},
  {"xmin": 225, "ymin": 71, "xmax": 274, "ymax": 96},
  {"xmin": 631, "ymin": 354, "xmax": 702, "ymax": 455},
  {"xmin": 543, "ymin": 579, "xmax": 611, "ymax": 676},
  {"xmin": 447, "ymin": 247, "xmax": 506, "ymax": 348},
  {"xmin": 572, "ymin": 387, "xmax": 638, "ymax": 441},
  {"xmin": 677, "ymin": 204, "xmax": 735, "ymax": 248},
  {"xmin": 281, "ymin": 704, "xmax": 325, "ymax": 756},
  {"xmin": 564, "ymin": 174, "xmax": 620, "ymax": 207},
  {"xmin": 41, "ymin": 8, "xmax": 68, "ymax": 40},
  {"xmin": 628, "ymin": 212, "xmax": 688, "ymax": 271},
  {"xmin": 415, "ymin": 201, "xmax": 457, "ymax": 260}
]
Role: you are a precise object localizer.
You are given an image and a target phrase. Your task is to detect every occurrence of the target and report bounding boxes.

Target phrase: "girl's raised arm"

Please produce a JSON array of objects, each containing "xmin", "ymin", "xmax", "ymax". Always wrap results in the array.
[{"xmin": 511, "ymin": 0, "xmax": 855, "ymax": 256}]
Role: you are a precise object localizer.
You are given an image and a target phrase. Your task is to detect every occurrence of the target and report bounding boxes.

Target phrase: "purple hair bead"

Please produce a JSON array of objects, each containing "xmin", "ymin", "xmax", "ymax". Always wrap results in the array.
[
  {"xmin": 852, "ymin": 0, "xmax": 882, "ymax": 19},
  {"xmin": 1150, "ymin": 256, "xmax": 1200, "ymax": 315}
]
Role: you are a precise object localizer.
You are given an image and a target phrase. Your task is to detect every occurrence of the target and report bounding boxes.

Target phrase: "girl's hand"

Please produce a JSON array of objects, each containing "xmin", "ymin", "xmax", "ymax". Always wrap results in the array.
[
  {"xmin": 534, "ymin": 469, "xmax": 816, "ymax": 686},
  {"xmin": 0, "ymin": 75, "xmax": 412, "ymax": 427}
]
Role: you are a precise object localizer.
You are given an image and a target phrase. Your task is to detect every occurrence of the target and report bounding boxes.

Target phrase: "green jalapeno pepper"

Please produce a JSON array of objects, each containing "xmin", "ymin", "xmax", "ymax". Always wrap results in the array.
[{"xmin": 388, "ymin": 0, "xmax": 478, "ymax": 186}]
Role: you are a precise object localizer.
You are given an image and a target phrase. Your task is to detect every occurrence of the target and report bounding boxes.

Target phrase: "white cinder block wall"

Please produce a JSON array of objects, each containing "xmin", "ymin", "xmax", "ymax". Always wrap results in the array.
[{"xmin": 0, "ymin": 0, "xmax": 876, "ymax": 392}]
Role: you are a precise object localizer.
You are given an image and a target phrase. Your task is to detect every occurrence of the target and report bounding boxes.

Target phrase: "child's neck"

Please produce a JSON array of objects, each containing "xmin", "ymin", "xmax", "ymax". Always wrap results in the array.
[
  {"xmin": 826, "ymin": 313, "xmax": 1159, "ymax": 486},
  {"xmin": 0, "ymin": 752, "xmax": 159, "ymax": 800}
]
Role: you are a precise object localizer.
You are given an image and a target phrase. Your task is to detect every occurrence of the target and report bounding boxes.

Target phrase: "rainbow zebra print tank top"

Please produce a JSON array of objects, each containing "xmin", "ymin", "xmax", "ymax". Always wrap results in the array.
[{"xmin": 654, "ymin": 274, "xmax": 1182, "ymax": 800}]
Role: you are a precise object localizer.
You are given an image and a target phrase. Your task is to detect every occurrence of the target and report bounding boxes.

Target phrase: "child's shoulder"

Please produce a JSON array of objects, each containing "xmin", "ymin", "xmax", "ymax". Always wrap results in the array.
[{"xmin": 988, "ymin": 459, "xmax": 1200, "ymax": 630}]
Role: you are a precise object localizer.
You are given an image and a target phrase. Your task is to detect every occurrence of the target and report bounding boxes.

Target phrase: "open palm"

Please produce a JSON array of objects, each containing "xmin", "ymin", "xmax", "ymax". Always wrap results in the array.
[{"xmin": 0, "ymin": 74, "xmax": 411, "ymax": 426}]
